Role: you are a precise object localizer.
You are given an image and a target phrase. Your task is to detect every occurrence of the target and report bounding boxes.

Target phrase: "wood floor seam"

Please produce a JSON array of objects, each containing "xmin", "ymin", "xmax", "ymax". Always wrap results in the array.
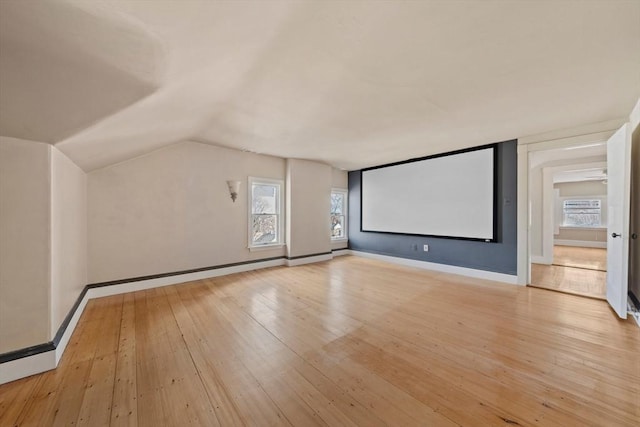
[{"xmin": 1, "ymin": 256, "xmax": 638, "ymax": 427}]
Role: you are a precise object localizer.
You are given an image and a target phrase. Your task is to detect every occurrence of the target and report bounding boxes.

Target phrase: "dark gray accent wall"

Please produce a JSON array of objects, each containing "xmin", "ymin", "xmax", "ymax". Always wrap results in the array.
[{"xmin": 348, "ymin": 140, "xmax": 517, "ymax": 275}]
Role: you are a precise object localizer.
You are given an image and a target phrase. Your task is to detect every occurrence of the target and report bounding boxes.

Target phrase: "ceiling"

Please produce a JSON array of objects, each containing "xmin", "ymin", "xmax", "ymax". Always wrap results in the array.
[
  {"xmin": 528, "ymin": 141, "xmax": 607, "ymax": 185},
  {"xmin": 1, "ymin": 0, "xmax": 639, "ymax": 172},
  {"xmin": 553, "ymin": 166, "xmax": 608, "ymax": 184}
]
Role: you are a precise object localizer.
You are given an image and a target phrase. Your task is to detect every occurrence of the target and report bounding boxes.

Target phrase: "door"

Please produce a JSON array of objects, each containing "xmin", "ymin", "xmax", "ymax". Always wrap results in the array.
[
  {"xmin": 630, "ymin": 124, "xmax": 640, "ymax": 307},
  {"xmin": 606, "ymin": 123, "xmax": 632, "ymax": 318}
]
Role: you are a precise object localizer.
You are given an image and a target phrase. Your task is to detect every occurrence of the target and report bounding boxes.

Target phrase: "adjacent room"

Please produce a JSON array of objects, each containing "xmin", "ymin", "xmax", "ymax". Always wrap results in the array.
[
  {"xmin": 1, "ymin": 1, "xmax": 639, "ymax": 426},
  {"xmin": 529, "ymin": 143, "xmax": 610, "ymax": 299}
]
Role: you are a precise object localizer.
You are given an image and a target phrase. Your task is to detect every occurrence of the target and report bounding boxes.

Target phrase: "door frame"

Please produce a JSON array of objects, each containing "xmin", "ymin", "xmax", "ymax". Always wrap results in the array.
[{"xmin": 516, "ymin": 121, "xmax": 624, "ymax": 285}]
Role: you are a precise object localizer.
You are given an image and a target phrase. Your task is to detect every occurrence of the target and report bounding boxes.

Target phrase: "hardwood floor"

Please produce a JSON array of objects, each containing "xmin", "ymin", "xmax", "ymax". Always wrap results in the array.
[
  {"xmin": 1, "ymin": 256, "xmax": 638, "ymax": 426},
  {"xmin": 552, "ymin": 245, "xmax": 607, "ymax": 271},
  {"xmin": 531, "ymin": 246, "xmax": 607, "ymax": 299}
]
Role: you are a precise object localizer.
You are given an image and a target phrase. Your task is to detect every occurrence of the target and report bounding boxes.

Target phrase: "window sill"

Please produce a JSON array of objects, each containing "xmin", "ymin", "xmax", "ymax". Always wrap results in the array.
[
  {"xmin": 249, "ymin": 244, "xmax": 285, "ymax": 252},
  {"xmin": 331, "ymin": 238, "xmax": 348, "ymax": 242}
]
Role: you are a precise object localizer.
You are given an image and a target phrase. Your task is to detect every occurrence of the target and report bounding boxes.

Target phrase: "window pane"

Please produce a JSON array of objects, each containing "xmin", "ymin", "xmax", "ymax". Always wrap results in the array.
[
  {"xmin": 252, "ymin": 184, "xmax": 278, "ymax": 214},
  {"xmin": 563, "ymin": 199, "xmax": 601, "ymax": 227},
  {"xmin": 331, "ymin": 214, "xmax": 344, "ymax": 238},
  {"xmin": 252, "ymin": 214, "xmax": 278, "ymax": 244},
  {"xmin": 331, "ymin": 193, "xmax": 344, "ymax": 214},
  {"xmin": 564, "ymin": 213, "xmax": 600, "ymax": 227},
  {"xmin": 563, "ymin": 200, "xmax": 600, "ymax": 209}
]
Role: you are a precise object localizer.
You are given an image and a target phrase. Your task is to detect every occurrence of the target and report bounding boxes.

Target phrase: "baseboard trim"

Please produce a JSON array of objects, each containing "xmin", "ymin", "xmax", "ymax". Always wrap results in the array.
[
  {"xmin": 349, "ymin": 250, "xmax": 519, "ymax": 285},
  {"xmin": 0, "ymin": 256, "xmax": 293, "ymax": 385},
  {"xmin": 554, "ymin": 240, "xmax": 607, "ymax": 249},
  {"xmin": 628, "ymin": 294, "xmax": 640, "ymax": 328},
  {"xmin": 87, "ymin": 258, "xmax": 286, "ymax": 299},
  {"xmin": 531, "ymin": 255, "xmax": 552, "ymax": 265},
  {"xmin": 0, "ymin": 349, "xmax": 56, "ymax": 385},
  {"xmin": 88, "ymin": 256, "xmax": 286, "ymax": 288},
  {"xmin": 631, "ymin": 312, "xmax": 640, "ymax": 328},
  {"xmin": 331, "ymin": 248, "xmax": 350, "ymax": 257},
  {"xmin": 55, "ymin": 290, "xmax": 90, "ymax": 365},
  {"xmin": 0, "ymin": 342, "xmax": 55, "ymax": 364},
  {"xmin": 0, "ymin": 249, "xmax": 519, "ymax": 384},
  {"xmin": 286, "ymin": 252, "xmax": 333, "ymax": 266}
]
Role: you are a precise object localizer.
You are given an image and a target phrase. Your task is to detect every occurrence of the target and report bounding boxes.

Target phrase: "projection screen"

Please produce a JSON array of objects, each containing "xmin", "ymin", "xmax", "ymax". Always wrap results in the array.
[{"xmin": 361, "ymin": 145, "xmax": 496, "ymax": 241}]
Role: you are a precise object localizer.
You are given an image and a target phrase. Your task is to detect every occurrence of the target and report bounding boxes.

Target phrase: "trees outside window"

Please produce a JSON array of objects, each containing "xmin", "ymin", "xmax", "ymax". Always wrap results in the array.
[
  {"xmin": 331, "ymin": 189, "xmax": 347, "ymax": 240},
  {"xmin": 563, "ymin": 199, "xmax": 601, "ymax": 227},
  {"xmin": 249, "ymin": 178, "xmax": 283, "ymax": 248}
]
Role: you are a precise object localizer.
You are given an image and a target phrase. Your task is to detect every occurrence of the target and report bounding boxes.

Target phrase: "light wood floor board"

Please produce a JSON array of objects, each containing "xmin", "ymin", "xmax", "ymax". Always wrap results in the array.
[
  {"xmin": 1, "ymin": 255, "xmax": 638, "ymax": 426},
  {"xmin": 553, "ymin": 245, "xmax": 607, "ymax": 271},
  {"xmin": 531, "ymin": 245, "xmax": 607, "ymax": 299}
]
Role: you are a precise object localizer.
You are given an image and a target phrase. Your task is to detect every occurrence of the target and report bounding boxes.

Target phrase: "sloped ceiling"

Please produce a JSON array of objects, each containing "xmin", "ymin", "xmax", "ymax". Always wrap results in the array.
[
  {"xmin": 0, "ymin": 0, "xmax": 162, "ymax": 145},
  {"xmin": 0, "ymin": 0, "xmax": 638, "ymax": 171}
]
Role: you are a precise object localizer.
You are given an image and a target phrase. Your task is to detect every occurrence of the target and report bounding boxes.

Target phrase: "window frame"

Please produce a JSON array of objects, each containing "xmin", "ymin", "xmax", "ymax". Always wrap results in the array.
[
  {"xmin": 248, "ymin": 176, "xmax": 284, "ymax": 250},
  {"xmin": 331, "ymin": 188, "xmax": 348, "ymax": 241}
]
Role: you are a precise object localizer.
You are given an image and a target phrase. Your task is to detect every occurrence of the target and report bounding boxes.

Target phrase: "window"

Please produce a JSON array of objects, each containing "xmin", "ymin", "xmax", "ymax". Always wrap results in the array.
[
  {"xmin": 563, "ymin": 199, "xmax": 601, "ymax": 227},
  {"xmin": 249, "ymin": 177, "xmax": 283, "ymax": 248},
  {"xmin": 331, "ymin": 189, "xmax": 348, "ymax": 240}
]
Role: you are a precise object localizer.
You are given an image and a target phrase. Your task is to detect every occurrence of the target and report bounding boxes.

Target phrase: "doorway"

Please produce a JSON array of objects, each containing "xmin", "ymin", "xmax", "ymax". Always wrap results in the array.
[
  {"xmin": 527, "ymin": 143, "xmax": 608, "ymax": 299},
  {"xmin": 517, "ymin": 103, "xmax": 639, "ymax": 322}
]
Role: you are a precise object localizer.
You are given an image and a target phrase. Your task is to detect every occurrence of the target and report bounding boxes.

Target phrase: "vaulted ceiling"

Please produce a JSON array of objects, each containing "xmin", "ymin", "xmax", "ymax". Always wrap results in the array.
[{"xmin": 1, "ymin": 0, "xmax": 639, "ymax": 171}]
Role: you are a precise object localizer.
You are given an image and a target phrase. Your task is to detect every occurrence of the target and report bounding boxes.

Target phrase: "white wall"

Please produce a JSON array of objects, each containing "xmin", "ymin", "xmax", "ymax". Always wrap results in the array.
[
  {"xmin": 0, "ymin": 137, "xmax": 51, "ymax": 352},
  {"xmin": 87, "ymin": 141, "xmax": 287, "ymax": 283},
  {"xmin": 554, "ymin": 180, "xmax": 607, "ymax": 245},
  {"xmin": 1, "ymin": 138, "xmax": 343, "ymax": 355},
  {"xmin": 1, "ymin": 137, "xmax": 342, "ymax": 376},
  {"xmin": 286, "ymin": 159, "xmax": 332, "ymax": 258},
  {"xmin": 50, "ymin": 148, "xmax": 87, "ymax": 338},
  {"xmin": 555, "ymin": 180, "xmax": 607, "ymax": 198},
  {"xmin": 529, "ymin": 165, "xmax": 543, "ymax": 258},
  {"xmin": 529, "ymin": 155, "xmax": 606, "ymax": 260},
  {"xmin": 331, "ymin": 168, "xmax": 347, "ymax": 188}
]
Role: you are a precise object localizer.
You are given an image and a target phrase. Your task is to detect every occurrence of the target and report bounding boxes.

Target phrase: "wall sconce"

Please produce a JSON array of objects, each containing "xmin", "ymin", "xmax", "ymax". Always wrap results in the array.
[{"xmin": 226, "ymin": 180, "xmax": 241, "ymax": 202}]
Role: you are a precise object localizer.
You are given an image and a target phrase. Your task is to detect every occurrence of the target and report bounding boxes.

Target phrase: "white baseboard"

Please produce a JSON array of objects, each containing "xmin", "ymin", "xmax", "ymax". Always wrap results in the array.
[
  {"xmin": 554, "ymin": 240, "xmax": 607, "ymax": 249},
  {"xmin": 0, "ymin": 348, "xmax": 56, "ymax": 385},
  {"xmin": 0, "ymin": 257, "xmax": 288, "ymax": 385},
  {"xmin": 0, "ymin": 251, "xmax": 520, "ymax": 385},
  {"xmin": 531, "ymin": 255, "xmax": 552, "ymax": 265},
  {"xmin": 88, "ymin": 258, "xmax": 286, "ymax": 299},
  {"xmin": 350, "ymin": 250, "xmax": 519, "ymax": 285},
  {"xmin": 0, "ymin": 298, "xmax": 90, "ymax": 383},
  {"xmin": 631, "ymin": 311, "xmax": 640, "ymax": 328},
  {"xmin": 628, "ymin": 298, "xmax": 640, "ymax": 328},
  {"xmin": 54, "ymin": 294, "xmax": 89, "ymax": 365},
  {"xmin": 286, "ymin": 253, "xmax": 333, "ymax": 266}
]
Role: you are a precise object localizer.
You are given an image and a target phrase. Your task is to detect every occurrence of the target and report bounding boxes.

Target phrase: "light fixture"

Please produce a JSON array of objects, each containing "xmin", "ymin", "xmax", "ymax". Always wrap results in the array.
[{"xmin": 226, "ymin": 180, "xmax": 241, "ymax": 202}]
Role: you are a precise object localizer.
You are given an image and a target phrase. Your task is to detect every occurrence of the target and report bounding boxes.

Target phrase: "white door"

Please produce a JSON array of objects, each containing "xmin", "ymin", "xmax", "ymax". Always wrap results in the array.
[{"xmin": 607, "ymin": 123, "xmax": 632, "ymax": 318}]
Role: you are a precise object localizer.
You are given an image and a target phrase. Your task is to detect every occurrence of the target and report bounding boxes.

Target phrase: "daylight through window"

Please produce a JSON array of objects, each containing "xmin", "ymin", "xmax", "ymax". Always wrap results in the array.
[
  {"xmin": 250, "ymin": 178, "xmax": 283, "ymax": 247},
  {"xmin": 562, "ymin": 199, "xmax": 601, "ymax": 227},
  {"xmin": 331, "ymin": 189, "xmax": 348, "ymax": 240}
]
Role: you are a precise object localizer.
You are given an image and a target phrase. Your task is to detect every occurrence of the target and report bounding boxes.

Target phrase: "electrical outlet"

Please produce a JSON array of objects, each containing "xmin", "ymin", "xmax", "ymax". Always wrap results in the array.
[{"xmin": 423, "ymin": 245, "xmax": 429, "ymax": 252}]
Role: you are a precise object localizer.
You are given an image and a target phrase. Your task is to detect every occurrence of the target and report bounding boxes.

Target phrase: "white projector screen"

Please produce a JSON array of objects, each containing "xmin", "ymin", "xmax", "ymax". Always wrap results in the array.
[{"xmin": 361, "ymin": 145, "xmax": 496, "ymax": 241}]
